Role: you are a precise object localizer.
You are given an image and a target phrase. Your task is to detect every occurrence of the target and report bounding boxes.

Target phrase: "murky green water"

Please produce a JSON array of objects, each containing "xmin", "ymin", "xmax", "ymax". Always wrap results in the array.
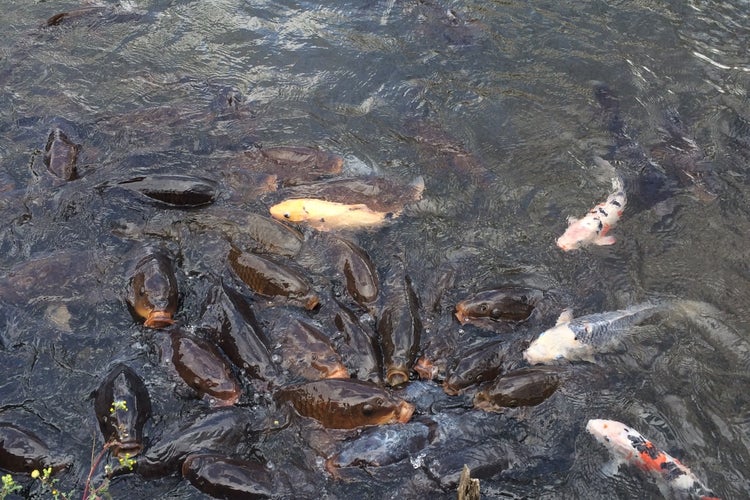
[{"xmin": 1, "ymin": 1, "xmax": 749, "ymax": 498}]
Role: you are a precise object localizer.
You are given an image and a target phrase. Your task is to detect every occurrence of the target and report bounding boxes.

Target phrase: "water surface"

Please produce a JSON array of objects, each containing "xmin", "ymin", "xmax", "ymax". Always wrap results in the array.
[{"xmin": 1, "ymin": 1, "xmax": 749, "ymax": 498}]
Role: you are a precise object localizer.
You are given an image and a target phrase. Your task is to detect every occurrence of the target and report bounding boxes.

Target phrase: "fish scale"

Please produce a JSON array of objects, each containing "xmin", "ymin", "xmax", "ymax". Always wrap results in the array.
[{"xmin": 567, "ymin": 302, "xmax": 665, "ymax": 346}]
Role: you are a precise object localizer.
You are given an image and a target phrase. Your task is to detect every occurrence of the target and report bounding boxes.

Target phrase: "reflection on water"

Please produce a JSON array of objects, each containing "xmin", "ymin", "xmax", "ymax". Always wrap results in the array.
[{"xmin": 1, "ymin": 0, "xmax": 749, "ymax": 498}]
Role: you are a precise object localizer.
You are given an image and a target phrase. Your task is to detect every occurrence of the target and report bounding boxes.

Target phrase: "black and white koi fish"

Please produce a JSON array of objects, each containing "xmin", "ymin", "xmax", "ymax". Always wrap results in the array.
[
  {"xmin": 586, "ymin": 419, "xmax": 720, "ymax": 500},
  {"xmin": 557, "ymin": 171, "xmax": 627, "ymax": 251},
  {"xmin": 523, "ymin": 302, "xmax": 665, "ymax": 364}
]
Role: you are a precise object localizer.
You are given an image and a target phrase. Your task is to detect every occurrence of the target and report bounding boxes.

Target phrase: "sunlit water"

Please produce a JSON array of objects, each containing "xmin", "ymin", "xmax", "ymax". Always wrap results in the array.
[{"xmin": 1, "ymin": 1, "xmax": 749, "ymax": 498}]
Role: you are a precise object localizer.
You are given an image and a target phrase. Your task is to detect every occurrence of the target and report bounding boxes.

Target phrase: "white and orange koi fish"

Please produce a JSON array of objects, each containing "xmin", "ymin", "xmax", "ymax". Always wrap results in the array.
[
  {"xmin": 557, "ymin": 173, "xmax": 626, "ymax": 251},
  {"xmin": 586, "ymin": 419, "xmax": 719, "ymax": 500}
]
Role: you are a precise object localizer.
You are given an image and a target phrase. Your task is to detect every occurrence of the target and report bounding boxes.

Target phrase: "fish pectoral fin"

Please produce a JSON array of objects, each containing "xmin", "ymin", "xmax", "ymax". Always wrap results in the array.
[
  {"xmin": 556, "ymin": 309, "xmax": 574, "ymax": 325},
  {"xmin": 600, "ymin": 458, "xmax": 624, "ymax": 478},
  {"xmin": 580, "ymin": 347, "xmax": 597, "ymax": 364},
  {"xmin": 594, "ymin": 235, "xmax": 616, "ymax": 246}
]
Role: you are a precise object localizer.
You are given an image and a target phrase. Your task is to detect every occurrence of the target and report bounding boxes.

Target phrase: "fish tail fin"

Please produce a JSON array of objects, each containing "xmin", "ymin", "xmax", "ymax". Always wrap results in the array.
[
  {"xmin": 671, "ymin": 299, "xmax": 722, "ymax": 318},
  {"xmin": 409, "ymin": 175, "xmax": 425, "ymax": 200}
]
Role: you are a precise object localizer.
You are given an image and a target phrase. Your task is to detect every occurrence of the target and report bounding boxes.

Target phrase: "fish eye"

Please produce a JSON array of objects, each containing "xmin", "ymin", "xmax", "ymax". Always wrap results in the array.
[
  {"xmin": 283, "ymin": 213, "xmax": 290, "ymax": 219},
  {"xmin": 362, "ymin": 404, "xmax": 374, "ymax": 416},
  {"xmin": 310, "ymin": 353, "xmax": 318, "ymax": 361},
  {"xmin": 375, "ymin": 398, "xmax": 384, "ymax": 407},
  {"xmin": 479, "ymin": 304, "xmax": 488, "ymax": 312}
]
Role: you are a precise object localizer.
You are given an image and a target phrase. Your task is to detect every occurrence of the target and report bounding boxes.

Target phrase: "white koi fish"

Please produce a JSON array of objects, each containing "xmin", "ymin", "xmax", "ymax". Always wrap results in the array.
[
  {"xmin": 586, "ymin": 419, "xmax": 720, "ymax": 500},
  {"xmin": 557, "ymin": 172, "xmax": 626, "ymax": 251},
  {"xmin": 523, "ymin": 302, "xmax": 664, "ymax": 364}
]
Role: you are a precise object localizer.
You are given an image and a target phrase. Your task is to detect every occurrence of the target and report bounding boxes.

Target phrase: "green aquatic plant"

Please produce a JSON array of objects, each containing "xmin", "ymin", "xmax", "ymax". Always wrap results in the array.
[
  {"xmin": 1, "ymin": 474, "xmax": 22, "ymax": 499},
  {"xmin": 30, "ymin": 467, "xmax": 73, "ymax": 500}
]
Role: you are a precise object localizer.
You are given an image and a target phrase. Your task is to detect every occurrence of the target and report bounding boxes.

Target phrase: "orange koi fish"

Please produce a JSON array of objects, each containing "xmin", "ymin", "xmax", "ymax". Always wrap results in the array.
[{"xmin": 586, "ymin": 419, "xmax": 719, "ymax": 500}]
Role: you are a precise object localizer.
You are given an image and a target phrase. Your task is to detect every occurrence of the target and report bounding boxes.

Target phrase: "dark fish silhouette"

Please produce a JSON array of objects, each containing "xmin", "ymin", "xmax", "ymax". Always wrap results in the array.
[{"xmin": 94, "ymin": 364, "xmax": 152, "ymax": 457}]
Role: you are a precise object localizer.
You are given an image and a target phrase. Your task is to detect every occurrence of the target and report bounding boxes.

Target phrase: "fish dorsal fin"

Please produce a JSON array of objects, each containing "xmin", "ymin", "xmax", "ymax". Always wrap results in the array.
[{"xmin": 556, "ymin": 309, "xmax": 574, "ymax": 325}]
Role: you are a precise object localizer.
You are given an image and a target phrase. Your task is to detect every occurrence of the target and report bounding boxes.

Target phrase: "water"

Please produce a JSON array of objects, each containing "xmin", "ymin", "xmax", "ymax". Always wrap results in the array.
[{"xmin": 1, "ymin": 1, "xmax": 749, "ymax": 498}]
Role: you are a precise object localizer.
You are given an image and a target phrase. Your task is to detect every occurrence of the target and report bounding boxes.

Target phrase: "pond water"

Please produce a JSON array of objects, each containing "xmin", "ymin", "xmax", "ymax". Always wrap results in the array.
[{"xmin": 1, "ymin": 1, "xmax": 749, "ymax": 498}]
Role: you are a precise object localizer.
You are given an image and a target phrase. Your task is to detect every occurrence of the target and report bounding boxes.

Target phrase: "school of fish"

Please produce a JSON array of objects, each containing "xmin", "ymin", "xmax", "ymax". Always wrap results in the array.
[{"xmin": 0, "ymin": 18, "xmax": 731, "ymax": 497}]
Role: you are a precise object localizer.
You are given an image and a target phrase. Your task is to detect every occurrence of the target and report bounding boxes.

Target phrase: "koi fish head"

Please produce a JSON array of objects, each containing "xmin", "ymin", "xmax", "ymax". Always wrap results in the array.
[
  {"xmin": 269, "ymin": 199, "xmax": 310, "ymax": 222},
  {"xmin": 586, "ymin": 419, "xmax": 642, "ymax": 461},
  {"xmin": 523, "ymin": 324, "xmax": 588, "ymax": 364}
]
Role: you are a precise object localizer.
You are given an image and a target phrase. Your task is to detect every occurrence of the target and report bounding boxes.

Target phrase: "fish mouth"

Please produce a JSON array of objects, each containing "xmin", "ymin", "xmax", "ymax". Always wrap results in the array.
[
  {"xmin": 472, "ymin": 393, "xmax": 496, "ymax": 412},
  {"xmin": 395, "ymin": 401, "xmax": 415, "ymax": 424},
  {"xmin": 385, "ymin": 368, "xmax": 410, "ymax": 387},
  {"xmin": 144, "ymin": 311, "xmax": 175, "ymax": 328},
  {"xmin": 454, "ymin": 306, "xmax": 469, "ymax": 324},
  {"xmin": 112, "ymin": 441, "xmax": 144, "ymax": 458},
  {"xmin": 324, "ymin": 457, "xmax": 341, "ymax": 478},
  {"xmin": 413, "ymin": 357, "xmax": 439, "ymax": 381},
  {"xmin": 442, "ymin": 382, "xmax": 461, "ymax": 396},
  {"xmin": 324, "ymin": 364, "xmax": 350, "ymax": 379},
  {"xmin": 304, "ymin": 295, "xmax": 320, "ymax": 310},
  {"xmin": 209, "ymin": 392, "xmax": 241, "ymax": 407}
]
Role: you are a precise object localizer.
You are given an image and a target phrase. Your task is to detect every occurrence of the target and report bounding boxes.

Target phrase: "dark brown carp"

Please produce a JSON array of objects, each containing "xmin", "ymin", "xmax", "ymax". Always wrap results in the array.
[
  {"xmin": 136, "ymin": 407, "xmax": 277, "ymax": 478},
  {"xmin": 45, "ymin": 6, "xmax": 107, "ymax": 27},
  {"xmin": 326, "ymin": 421, "xmax": 431, "ymax": 472},
  {"xmin": 331, "ymin": 300, "xmax": 382, "ymax": 384},
  {"xmin": 183, "ymin": 210, "xmax": 303, "ymax": 258},
  {"xmin": 234, "ymin": 213, "xmax": 304, "ymax": 257},
  {"xmin": 238, "ymin": 146, "xmax": 344, "ymax": 186},
  {"xmin": 203, "ymin": 282, "xmax": 281, "ymax": 385},
  {"xmin": 296, "ymin": 232, "xmax": 378, "ymax": 307},
  {"xmin": 169, "ymin": 330, "xmax": 242, "ymax": 405},
  {"xmin": 227, "ymin": 247, "xmax": 319, "ymax": 310},
  {"xmin": 339, "ymin": 238, "xmax": 379, "ymax": 307},
  {"xmin": 117, "ymin": 175, "xmax": 217, "ymax": 207},
  {"xmin": 377, "ymin": 257, "xmax": 422, "ymax": 387},
  {"xmin": 454, "ymin": 286, "xmax": 544, "ymax": 324},
  {"xmin": 44, "ymin": 128, "xmax": 79, "ymax": 181},
  {"xmin": 126, "ymin": 251, "xmax": 179, "ymax": 328},
  {"xmin": 0, "ymin": 250, "xmax": 105, "ymax": 305},
  {"xmin": 182, "ymin": 453, "xmax": 283, "ymax": 498},
  {"xmin": 443, "ymin": 340, "xmax": 505, "ymax": 395},
  {"xmin": 276, "ymin": 379, "xmax": 415, "ymax": 429},
  {"xmin": 270, "ymin": 317, "xmax": 349, "ymax": 381},
  {"xmin": 473, "ymin": 367, "xmax": 561, "ymax": 412},
  {"xmin": 93, "ymin": 364, "xmax": 152, "ymax": 457},
  {"xmin": 0, "ymin": 424, "xmax": 71, "ymax": 473}
]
